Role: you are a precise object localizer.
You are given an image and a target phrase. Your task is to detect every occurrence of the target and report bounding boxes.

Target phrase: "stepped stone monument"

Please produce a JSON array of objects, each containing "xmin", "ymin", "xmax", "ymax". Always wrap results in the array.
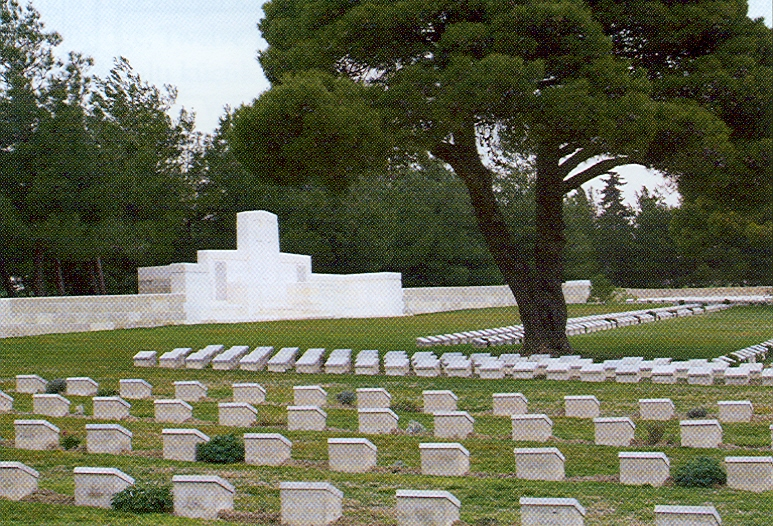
[{"xmin": 139, "ymin": 210, "xmax": 404, "ymax": 323}]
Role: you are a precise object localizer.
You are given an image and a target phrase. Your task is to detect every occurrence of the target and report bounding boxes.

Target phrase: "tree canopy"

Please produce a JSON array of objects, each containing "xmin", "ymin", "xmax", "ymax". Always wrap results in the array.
[{"xmin": 231, "ymin": 0, "xmax": 769, "ymax": 354}]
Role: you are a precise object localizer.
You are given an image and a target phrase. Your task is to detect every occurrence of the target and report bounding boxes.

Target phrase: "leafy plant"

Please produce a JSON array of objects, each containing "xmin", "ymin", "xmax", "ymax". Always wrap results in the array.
[
  {"xmin": 45, "ymin": 378, "xmax": 66, "ymax": 394},
  {"xmin": 335, "ymin": 390, "xmax": 356, "ymax": 406},
  {"xmin": 406, "ymin": 420, "xmax": 426, "ymax": 435},
  {"xmin": 686, "ymin": 407, "xmax": 708, "ymax": 419},
  {"xmin": 645, "ymin": 423, "xmax": 666, "ymax": 445},
  {"xmin": 96, "ymin": 388, "xmax": 118, "ymax": 397},
  {"xmin": 673, "ymin": 457, "xmax": 726, "ymax": 488},
  {"xmin": 59, "ymin": 432, "xmax": 81, "ymax": 450},
  {"xmin": 111, "ymin": 482, "xmax": 173, "ymax": 513},
  {"xmin": 391, "ymin": 400, "xmax": 420, "ymax": 413},
  {"xmin": 196, "ymin": 434, "xmax": 244, "ymax": 464}
]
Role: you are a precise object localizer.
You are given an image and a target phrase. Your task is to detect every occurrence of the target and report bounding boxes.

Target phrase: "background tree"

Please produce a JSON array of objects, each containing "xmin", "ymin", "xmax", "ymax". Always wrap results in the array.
[{"xmin": 231, "ymin": 0, "xmax": 762, "ymax": 354}]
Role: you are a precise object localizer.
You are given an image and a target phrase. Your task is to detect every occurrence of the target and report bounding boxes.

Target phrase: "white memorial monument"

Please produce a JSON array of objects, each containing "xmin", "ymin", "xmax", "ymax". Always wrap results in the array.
[{"xmin": 138, "ymin": 210, "xmax": 404, "ymax": 323}]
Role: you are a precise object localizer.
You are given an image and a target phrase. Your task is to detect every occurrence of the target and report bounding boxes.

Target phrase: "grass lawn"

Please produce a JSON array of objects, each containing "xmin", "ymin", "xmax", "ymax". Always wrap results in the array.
[{"xmin": 0, "ymin": 304, "xmax": 771, "ymax": 524}]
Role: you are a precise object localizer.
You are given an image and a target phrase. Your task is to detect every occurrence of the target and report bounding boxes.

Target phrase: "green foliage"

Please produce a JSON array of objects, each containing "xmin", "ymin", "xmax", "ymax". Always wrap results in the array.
[
  {"xmin": 59, "ymin": 432, "xmax": 81, "ymax": 450},
  {"xmin": 405, "ymin": 420, "xmax": 426, "ymax": 435},
  {"xmin": 45, "ymin": 378, "xmax": 66, "ymax": 394},
  {"xmin": 645, "ymin": 423, "xmax": 667, "ymax": 446},
  {"xmin": 335, "ymin": 390, "xmax": 356, "ymax": 406},
  {"xmin": 674, "ymin": 457, "xmax": 726, "ymax": 488},
  {"xmin": 111, "ymin": 482, "xmax": 173, "ymax": 514},
  {"xmin": 96, "ymin": 388, "xmax": 118, "ymax": 397},
  {"xmin": 195, "ymin": 434, "xmax": 245, "ymax": 464},
  {"xmin": 391, "ymin": 400, "xmax": 420, "ymax": 413},
  {"xmin": 686, "ymin": 407, "xmax": 708, "ymax": 419}
]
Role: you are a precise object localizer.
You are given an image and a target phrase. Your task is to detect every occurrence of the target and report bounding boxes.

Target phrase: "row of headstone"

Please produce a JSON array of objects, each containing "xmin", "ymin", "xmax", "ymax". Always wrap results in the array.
[
  {"xmin": 0, "ymin": 460, "xmax": 734, "ymax": 524},
  {"xmin": 720, "ymin": 337, "xmax": 773, "ymax": 364},
  {"xmin": 416, "ymin": 304, "xmax": 730, "ymax": 348}
]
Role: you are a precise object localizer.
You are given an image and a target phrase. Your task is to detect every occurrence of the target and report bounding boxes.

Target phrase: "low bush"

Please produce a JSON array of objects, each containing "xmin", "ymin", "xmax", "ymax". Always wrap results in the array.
[
  {"xmin": 45, "ymin": 378, "xmax": 66, "ymax": 394},
  {"xmin": 406, "ymin": 420, "xmax": 426, "ymax": 435},
  {"xmin": 673, "ymin": 457, "xmax": 726, "ymax": 488},
  {"xmin": 686, "ymin": 407, "xmax": 708, "ymax": 419},
  {"xmin": 391, "ymin": 400, "xmax": 420, "ymax": 413},
  {"xmin": 645, "ymin": 423, "xmax": 666, "ymax": 445},
  {"xmin": 96, "ymin": 388, "xmax": 118, "ymax": 397},
  {"xmin": 336, "ymin": 390, "xmax": 356, "ymax": 406},
  {"xmin": 196, "ymin": 433, "xmax": 245, "ymax": 464},
  {"xmin": 111, "ymin": 482, "xmax": 173, "ymax": 514},
  {"xmin": 59, "ymin": 432, "xmax": 81, "ymax": 450}
]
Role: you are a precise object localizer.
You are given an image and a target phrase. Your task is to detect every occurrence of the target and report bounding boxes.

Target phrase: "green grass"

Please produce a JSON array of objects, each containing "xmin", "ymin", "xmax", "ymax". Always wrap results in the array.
[{"xmin": 0, "ymin": 304, "xmax": 772, "ymax": 525}]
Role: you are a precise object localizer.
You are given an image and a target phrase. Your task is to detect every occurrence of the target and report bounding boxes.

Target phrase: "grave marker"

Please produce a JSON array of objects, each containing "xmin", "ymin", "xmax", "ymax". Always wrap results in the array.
[
  {"xmin": 74, "ymin": 467, "xmax": 134, "ymax": 508},
  {"xmin": 281, "ymin": 481, "xmax": 343, "ymax": 526},
  {"xmin": 173, "ymin": 474, "xmax": 235, "ymax": 520}
]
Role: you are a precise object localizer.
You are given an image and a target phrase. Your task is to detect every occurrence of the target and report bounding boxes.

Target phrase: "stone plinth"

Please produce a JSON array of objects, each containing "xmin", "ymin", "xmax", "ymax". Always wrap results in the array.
[
  {"xmin": 287, "ymin": 405, "xmax": 327, "ymax": 431},
  {"xmin": 211, "ymin": 345, "xmax": 250, "ymax": 370},
  {"xmin": 162, "ymin": 428, "xmax": 209, "ymax": 461},
  {"xmin": 32, "ymin": 393, "xmax": 70, "ymax": 418},
  {"xmin": 174, "ymin": 381, "xmax": 207, "ymax": 402},
  {"xmin": 281, "ymin": 481, "xmax": 343, "ymax": 526},
  {"xmin": 232, "ymin": 382, "xmax": 266, "ymax": 405},
  {"xmin": 724, "ymin": 367, "xmax": 751, "ymax": 385},
  {"xmin": 718, "ymin": 400, "xmax": 753, "ymax": 423},
  {"xmin": 119, "ymin": 379, "xmax": 152, "ymax": 399},
  {"xmin": 680, "ymin": 419, "xmax": 722, "ymax": 448},
  {"xmin": 325, "ymin": 348, "xmax": 352, "ymax": 374},
  {"xmin": 239, "ymin": 346, "xmax": 274, "ymax": 371},
  {"xmin": 395, "ymin": 489, "xmax": 460, "ymax": 526},
  {"xmin": 433, "ymin": 411, "xmax": 474, "ymax": 439},
  {"xmin": 92, "ymin": 396, "xmax": 131, "ymax": 420},
  {"xmin": 423, "ymin": 390, "xmax": 458, "ymax": 414},
  {"xmin": 74, "ymin": 467, "xmax": 135, "ymax": 508},
  {"xmin": 619, "ymin": 452, "xmax": 670, "ymax": 487},
  {"xmin": 492, "ymin": 393, "xmax": 528, "ymax": 416},
  {"xmin": 651, "ymin": 365, "xmax": 677, "ymax": 384},
  {"xmin": 296, "ymin": 348, "xmax": 326, "ymax": 374},
  {"xmin": 14, "ymin": 419, "xmax": 59, "ymax": 450},
  {"xmin": 420, "ymin": 442, "xmax": 470, "ymax": 476},
  {"xmin": 579, "ymin": 364, "xmax": 606, "ymax": 382},
  {"xmin": 294, "ymin": 385, "xmax": 327, "ymax": 407},
  {"xmin": 0, "ymin": 390, "xmax": 12, "ymax": 412},
  {"xmin": 85, "ymin": 423, "xmax": 132, "ymax": 454},
  {"xmin": 512, "ymin": 414, "xmax": 553, "ymax": 442},
  {"xmin": 615, "ymin": 365, "xmax": 641, "ymax": 384},
  {"xmin": 16, "ymin": 374, "xmax": 47, "ymax": 394},
  {"xmin": 173, "ymin": 474, "xmax": 234, "ymax": 520},
  {"xmin": 564, "ymin": 396, "xmax": 600, "ymax": 418},
  {"xmin": 66, "ymin": 377, "xmax": 98, "ymax": 396},
  {"xmin": 725, "ymin": 456, "xmax": 773, "ymax": 492},
  {"xmin": 245, "ymin": 433, "xmax": 292, "ymax": 466},
  {"xmin": 520, "ymin": 497, "xmax": 586, "ymax": 526},
  {"xmin": 0, "ymin": 462, "xmax": 39, "ymax": 500},
  {"xmin": 354, "ymin": 349, "xmax": 380, "ymax": 375},
  {"xmin": 185, "ymin": 344, "xmax": 225, "ymax": 369},
  {"xmin": 639, "ymin": 399, "xmax": 675, "ymax": 421},
  {"xmin": 159, "ymin": 347, "xmax": 193, "ymax": 368},
  {"xmin": 356, "ymin": 388, "xmax": 391, "ymax": 409},
  {"xmin": 267, "ymin": 347, "xmax": 300, "ymax": 373},
  {"xmin": 154, "ymin": 399, "xmax": 193, "ymax": 423},
  {"xmin": 515, "ymin": 447, "xmax": 565, "ymax": 481},
  {"xmin": 359, "ymin": 408, "xmax": 399, "ymax": 434},
  {"xmin": 328, "ymin": 438, "xmax": 377, "ymax": 473},
  {"xmin": 687, "ymin": 367, "xmax": 714, "ymax": 385},
  {"xmin": 132, "ymin": 350, "xmax": 157, "ymax": 367},
  {"xmin": 594, "ymin": 417, "xmax": 635, "ymax": 447},
  {"xmin": 218, "ymin": 402, "xmax": 258, "ymax": 427},
  {"xmin": 654, "ymin": 505, "xmax": 721, "ymax": 526}
]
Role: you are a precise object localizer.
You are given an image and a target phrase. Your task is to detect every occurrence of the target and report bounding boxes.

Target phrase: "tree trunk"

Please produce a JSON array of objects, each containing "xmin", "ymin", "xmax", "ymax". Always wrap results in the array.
[
  {"xmin": 54, "ymin": 258, "xmax": 66, "ymax": 295},
  {"xmin": 87, "ymin": 260, "xmax": 99, "ymax": 295},
  {"xmin": 433, "ymin": 127, "xmax": 572, "ymax": 355},
  {"xmin": 94, "ymin": 257, "xmax": 107, "ymax": 294},
  {"xmin": 0, "ymin": 253, "xmax": 16, "ymax": 297},
  {"xmin": 32, "ymin": 244, "xmax": 46, "ymax": 296}
]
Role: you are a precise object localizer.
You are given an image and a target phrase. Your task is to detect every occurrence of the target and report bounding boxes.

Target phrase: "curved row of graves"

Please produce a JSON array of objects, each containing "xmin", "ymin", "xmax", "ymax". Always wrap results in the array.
[{"xmin": 3, "ymin": 372, "xmax": 773, "ymax": 524}]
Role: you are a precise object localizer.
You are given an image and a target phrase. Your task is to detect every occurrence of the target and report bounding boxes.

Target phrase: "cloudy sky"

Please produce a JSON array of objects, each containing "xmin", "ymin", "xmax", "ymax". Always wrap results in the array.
[{"xmin": 33, "ymin": 0, "xmax": 771, "ymax": 205}]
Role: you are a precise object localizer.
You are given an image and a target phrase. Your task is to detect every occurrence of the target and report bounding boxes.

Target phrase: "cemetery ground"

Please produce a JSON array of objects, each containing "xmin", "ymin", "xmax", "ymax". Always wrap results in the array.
[{"xmin": 0, "ymin": 304, "xmax": 772, "ymax": 525}]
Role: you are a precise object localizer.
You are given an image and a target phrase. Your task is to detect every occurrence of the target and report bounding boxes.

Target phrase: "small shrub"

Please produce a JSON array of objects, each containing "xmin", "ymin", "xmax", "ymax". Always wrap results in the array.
[
  {"xmin": 406, "ymin": 420, "xmax": 426, "ymax": 435},
  {"xmin": 686, "ymin": 407, "xmax": 708, "ymax": 419},
  {"xmin": 391, "ymin": 400, "xmax": 420, "ymax": 413},
  {"xmin": 475, "ymin": 519, "xmax": 500, "ymax": 526},
  {"xmin": 60, "ymin": 432, "xmax": 81, "ymax": 450},
  {"xmin": 336, "ymin": 390, "xmax": 356, "ymax": 406},
  {"xmin": 196, "ymin": 433, "xmax": 244, "ymax": 464},
  {"xmin": 45, "ymin": 378, "xmax": 66, "ymax": 394},
  {"xmin": 645, "ymin": 423, "xmax": 666, "ymax": 445},
  {"xmin": 673, "ymin": 457, "xmax": 726, "ymax": 488},
  {"xmin": 112, "ymin": 482, "xmax": 173, "ymax": 514},
  {"xmin": 97, "ymin": 388, "xmax": 118, "ymax": 397}
]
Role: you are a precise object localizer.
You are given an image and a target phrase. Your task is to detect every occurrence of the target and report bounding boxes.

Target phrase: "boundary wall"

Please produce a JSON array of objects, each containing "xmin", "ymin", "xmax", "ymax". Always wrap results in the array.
[{"xmin": 625, "ymin": 286, "xmax": 772, "ymax": 300}]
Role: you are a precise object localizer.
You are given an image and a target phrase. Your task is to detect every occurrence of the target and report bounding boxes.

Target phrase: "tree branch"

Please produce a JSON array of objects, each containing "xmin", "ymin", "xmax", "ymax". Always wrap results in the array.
[
  {"xmin": 557, "ymin": 146, "xmax": 603, "ymax": 179},
  {"xmin": 562, "ymin": 156, "xmax": 628, "ymax": 193}
]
